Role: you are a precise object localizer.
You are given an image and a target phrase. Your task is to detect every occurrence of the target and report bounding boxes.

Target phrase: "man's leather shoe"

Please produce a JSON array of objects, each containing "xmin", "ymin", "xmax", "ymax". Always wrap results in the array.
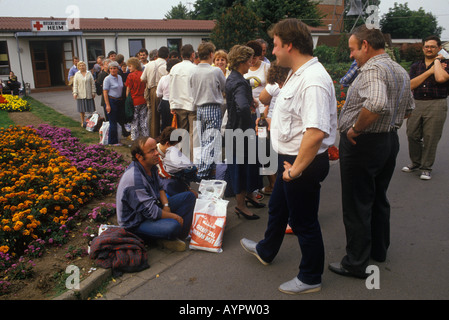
[{"xmin": 328, "ymin": 262, "xmax": 368, "ymax": 279}]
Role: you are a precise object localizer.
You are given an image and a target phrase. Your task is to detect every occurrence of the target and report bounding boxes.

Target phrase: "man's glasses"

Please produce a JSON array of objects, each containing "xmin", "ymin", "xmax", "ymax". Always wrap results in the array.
[{"xmin": 424, "ymin": 46, "xmax": 438, "ymax": 50}]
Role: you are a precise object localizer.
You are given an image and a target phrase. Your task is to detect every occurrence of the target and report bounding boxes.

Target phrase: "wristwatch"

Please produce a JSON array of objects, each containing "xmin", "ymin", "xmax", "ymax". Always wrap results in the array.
[
  {"xmin": 352, "ymin": 124, "xmax": 363, "ymax": 134},
  {"xmin": 288, "ymin": 168, "xmax": 302, "ymax": 180},
  {"xmin": 163, "ymin": 203, "xmax": 169, "ymax": 207}
]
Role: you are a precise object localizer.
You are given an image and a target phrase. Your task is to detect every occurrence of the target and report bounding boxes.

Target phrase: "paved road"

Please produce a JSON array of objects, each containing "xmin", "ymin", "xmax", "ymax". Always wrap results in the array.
[{"xmin": 31, "ymin": 91, "xmax": 449, "ymax": 306}]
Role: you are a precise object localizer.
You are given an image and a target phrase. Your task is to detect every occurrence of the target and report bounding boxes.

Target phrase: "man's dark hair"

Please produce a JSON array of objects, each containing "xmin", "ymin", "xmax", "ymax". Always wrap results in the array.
[
  {"xmin": 246, "ymin": 40, "xmax": 263, "ymax": 57},
  {"xmin": 181, "ymin": 44, "xmax": 195, "ymax": 59},
  {"xmin": 167, "ymin": 58, "xmax": 181, "ymax": 72},
  {"xmin": 139, "ymin": 48, "xmax": 148, "ymax": 55},
  {"xmin": 423, "ymin": 35, "xmax": 442, "ymax": 47},
  {"xmin": 351, "ymin": 25, "xmax": 386, "ymax": 50},
  {"xmin": 107, "ymin": 51, "xmax": 117, "ymax": 57},
  {"xmin": 158, "ymin": 46, "xmax": 170, "ymax": 59},
  {"xmin": 269, "ymin": 18, "xmax": 313, "ymax": 56},
  {"xmin": 159, "ymin": 126, "xmax": 182, "ymax": 146},
  {"xmin": 131, "ymin": 136, "xmax": 150, "ymax": 161}
]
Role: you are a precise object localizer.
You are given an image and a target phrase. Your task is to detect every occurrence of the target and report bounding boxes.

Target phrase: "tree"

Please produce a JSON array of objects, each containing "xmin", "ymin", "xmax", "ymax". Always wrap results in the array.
[
  {"xmin": 165, "ymin": 2, "xmax": 192, "ymax": 20},
  {"xmin": 210, "ymin": 4, "xmax": 261, "ymax": 51},
  {"xmin": 190, "ymin": 0, "xmax": 248, "ymax": 20},
  {"xmin": 380, "ymin": 2, "xmax": 443, "ymax": 39},
  {"xmin": 248, "ymin": 0, "xmax": 324, "ymax": 60}
]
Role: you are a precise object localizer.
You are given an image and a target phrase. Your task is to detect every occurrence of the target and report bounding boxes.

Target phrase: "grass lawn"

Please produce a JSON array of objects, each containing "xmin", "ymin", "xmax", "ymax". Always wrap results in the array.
[
  {"xmin": 0, "ymin": 110, "xmax": 15, "ymax": 128},
  {"xmin": 23, "ymin": 96, "xmax": 100, "ymax": 145}
]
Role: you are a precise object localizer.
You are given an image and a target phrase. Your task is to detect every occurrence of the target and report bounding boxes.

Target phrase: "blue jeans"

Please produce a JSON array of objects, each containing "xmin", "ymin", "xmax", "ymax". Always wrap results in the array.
[
  {"xmin": 256, "ymin": 152, "xmax": 329, "ymax": 285},
  {"xmin": 131, "ymin": 191, "xmax": 196, "ymax": 241}
]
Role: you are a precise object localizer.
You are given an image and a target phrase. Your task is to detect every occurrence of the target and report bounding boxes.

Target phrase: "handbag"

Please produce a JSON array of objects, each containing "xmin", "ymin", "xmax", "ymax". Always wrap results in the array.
[{"xmin": 124, "ymin": 94, "xmax": 134, "ymax": 123}]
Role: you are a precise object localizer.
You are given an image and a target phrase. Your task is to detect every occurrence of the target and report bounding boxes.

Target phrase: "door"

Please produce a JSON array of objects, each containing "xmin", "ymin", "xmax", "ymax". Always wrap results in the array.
[
  {"xmin": 62, "ymin": 41, "xmax": 74, "ymax": 85},
  {"xmin": 30, "ymin": 42, "xmax": 51, "ymax": 88}
]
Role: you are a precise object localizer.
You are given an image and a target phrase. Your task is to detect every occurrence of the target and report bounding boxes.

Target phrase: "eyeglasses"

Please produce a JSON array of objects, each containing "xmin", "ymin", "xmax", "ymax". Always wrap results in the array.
[{"xmin": 424, "ymin": 46, "xmax": 438, "ymax": 49}]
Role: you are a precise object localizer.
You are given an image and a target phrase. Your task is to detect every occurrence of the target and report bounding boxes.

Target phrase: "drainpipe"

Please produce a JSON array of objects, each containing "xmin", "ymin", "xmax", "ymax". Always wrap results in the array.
[
  {"xmin": 14, "ymin": 33, "xmax": 25, "ymax": 95},
  {"xmin": 115, "ymin": 32, "xmax": 118, "ymax": 53}
]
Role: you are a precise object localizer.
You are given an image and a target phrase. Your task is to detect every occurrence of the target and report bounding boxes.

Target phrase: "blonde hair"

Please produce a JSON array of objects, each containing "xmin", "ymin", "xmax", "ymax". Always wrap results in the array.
[
  {"xmin": 227, "ymin": 45, "xmax": 254, "ymax": 71},
  {"xmin": 76, "ymin": 61, "xmax": 86, "ymax": 68},
  {"xmin": 213, "ymin": 50, "xmax": 228, "ymax": 64}
]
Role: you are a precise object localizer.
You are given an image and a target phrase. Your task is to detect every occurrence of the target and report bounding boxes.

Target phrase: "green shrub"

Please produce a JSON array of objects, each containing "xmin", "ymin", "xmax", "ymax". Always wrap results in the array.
[{"xmin": 314, "ymin": 45, "xmax": 337, "ymax": 64}]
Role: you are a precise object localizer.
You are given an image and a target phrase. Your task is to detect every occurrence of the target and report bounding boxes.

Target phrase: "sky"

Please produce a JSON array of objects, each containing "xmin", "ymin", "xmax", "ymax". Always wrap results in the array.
[{"xmin": 1, "ymin": 0, "xmax": 449, "ymax": 40}]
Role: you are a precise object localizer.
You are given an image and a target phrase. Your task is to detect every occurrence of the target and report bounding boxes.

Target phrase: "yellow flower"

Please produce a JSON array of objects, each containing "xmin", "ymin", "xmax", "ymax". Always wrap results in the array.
[{"xmin": 0, "ymin": 245, "xmax": 9, "ymax": 254}]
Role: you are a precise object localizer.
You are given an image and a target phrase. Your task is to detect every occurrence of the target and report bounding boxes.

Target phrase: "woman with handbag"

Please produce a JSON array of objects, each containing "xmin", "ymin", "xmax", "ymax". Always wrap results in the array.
[
  {"xmin": 125, "ymin": 57, "xmax": 148, "ymax": 141},
  {"xmin": 72, "ymin": 61, "xmax": 96, "ymax": 127}
]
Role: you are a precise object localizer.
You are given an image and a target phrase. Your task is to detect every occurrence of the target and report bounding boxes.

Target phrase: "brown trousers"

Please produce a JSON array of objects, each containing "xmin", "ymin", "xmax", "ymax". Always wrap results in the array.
[{"xmin": 145, "ymin": 86, "xmax": 160, "ymax": 138}]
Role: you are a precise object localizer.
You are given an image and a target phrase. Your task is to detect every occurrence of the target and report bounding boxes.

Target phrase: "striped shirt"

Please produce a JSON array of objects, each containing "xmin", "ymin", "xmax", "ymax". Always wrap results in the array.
[{"xmin": 338, "ymin": 53, "xmax": 415, "ymax": 133}]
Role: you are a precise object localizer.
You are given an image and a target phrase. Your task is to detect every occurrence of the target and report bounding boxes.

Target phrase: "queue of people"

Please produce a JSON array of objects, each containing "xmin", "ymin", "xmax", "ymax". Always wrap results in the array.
[{"xmin": 107, "ymin": 18, "xmax": 449, "ymax": 295}]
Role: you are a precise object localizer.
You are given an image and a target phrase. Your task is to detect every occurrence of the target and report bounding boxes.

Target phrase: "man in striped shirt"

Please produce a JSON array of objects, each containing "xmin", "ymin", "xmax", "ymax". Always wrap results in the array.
[{"xmin": 329, "ymin": 25, "xmax": 414, "ymax": 279}]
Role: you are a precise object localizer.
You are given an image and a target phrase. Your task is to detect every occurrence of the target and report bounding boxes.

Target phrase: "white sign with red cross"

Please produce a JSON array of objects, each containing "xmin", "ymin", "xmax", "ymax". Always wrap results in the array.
[{"xmin": 31, "ymin": 20, "xmax": 69, "ymax": 32}]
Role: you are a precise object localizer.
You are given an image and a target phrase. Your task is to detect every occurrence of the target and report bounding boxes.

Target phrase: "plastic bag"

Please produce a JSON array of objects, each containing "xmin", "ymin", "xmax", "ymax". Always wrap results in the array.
[
  {"xmin": 86, "ymin": 112, "xmax": 100, "ymax": 132},
  {"xmin": 99, "ymin": 121, "xmax": 121, "ymax": 145},
  {"xmin": 198, "ymin": 180, "xmax": 227, "ymax": 200},
  {"xmin": 189, "ymin": 198, "xmax": 228, "ymax": 253},
  {"xmin": 99, "ymin": 121, "xmax": 109, "ymax": 145}
]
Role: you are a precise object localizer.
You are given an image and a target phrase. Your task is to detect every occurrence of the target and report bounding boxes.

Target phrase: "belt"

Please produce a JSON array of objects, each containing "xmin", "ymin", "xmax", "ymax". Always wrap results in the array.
[{"xmin": 108, "ymin": 96, "xmax": 123, "ymax": 101}]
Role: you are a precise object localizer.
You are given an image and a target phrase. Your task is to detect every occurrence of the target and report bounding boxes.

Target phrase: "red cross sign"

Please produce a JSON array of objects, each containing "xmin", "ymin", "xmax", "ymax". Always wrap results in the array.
[{"xmin": 32, "ymin": 21, "xmax": 44, "ymax": 31}]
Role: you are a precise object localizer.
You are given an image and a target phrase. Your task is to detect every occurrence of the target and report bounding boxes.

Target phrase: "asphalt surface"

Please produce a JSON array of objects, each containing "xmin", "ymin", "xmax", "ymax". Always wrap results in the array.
[{"xmin": 30, "ymin": 90, "xmax": 449, "ymax": 307}]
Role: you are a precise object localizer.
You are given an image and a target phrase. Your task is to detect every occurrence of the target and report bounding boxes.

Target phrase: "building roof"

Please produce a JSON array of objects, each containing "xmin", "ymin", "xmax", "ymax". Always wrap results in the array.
[{"xmin": 0, "ymin": 17, "xmax": 215, "ymax": 33}]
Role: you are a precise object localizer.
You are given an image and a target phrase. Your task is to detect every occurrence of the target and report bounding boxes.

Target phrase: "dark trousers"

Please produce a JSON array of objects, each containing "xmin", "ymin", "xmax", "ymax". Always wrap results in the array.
[
  {"xmin": 339, "ymin": 131, "xmax": 399, "ymax": 276},
  {"xmin": 256, "ymin": 152, "xmax": 329, "ymax": 285},
  {"xmin": 158, "ymin": 99, "xmax": 173, "ymax": 133},
  {"xmin": 108, "ymin": 97, "xmax": 122, "ymax": 144}
]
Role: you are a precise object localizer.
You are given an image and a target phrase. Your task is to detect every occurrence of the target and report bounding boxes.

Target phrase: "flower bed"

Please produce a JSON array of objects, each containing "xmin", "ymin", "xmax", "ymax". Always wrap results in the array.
[
  {"xmin": 0, "ymin": 125, "xmax": 126, "ymax": 295},
  {"xmin": 0, "ymin": 95, "xmax": 31, "ymax": 112}
]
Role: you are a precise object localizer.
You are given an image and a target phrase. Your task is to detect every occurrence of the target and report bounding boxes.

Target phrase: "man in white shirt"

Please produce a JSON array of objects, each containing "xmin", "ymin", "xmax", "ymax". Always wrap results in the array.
[
  {"xmin": 240, "ymin": 18, "xmax": 337, "ymax": 295},
  {"xmin": 169, "ymin": 44, "xmax": 198, "ymax": 160},
  {"xmin": 141, "ymin": 46, "xmax": 169, "ymax": 138}
]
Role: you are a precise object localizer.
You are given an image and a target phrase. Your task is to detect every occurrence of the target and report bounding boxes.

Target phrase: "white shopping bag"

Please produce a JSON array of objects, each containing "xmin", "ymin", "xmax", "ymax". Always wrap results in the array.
[
  {"xmin": 198, "ymin": 180, "xmax": 227, "ymax": 200},
  {"xmin": 99, "ymin": 121, "xmax": 109, "ymax": 145},
  {"xmin": 99, "ymin": 121, "xmax": 122, "ymax": 145},
  {"xmin": 189, "ymin": 198, "xmax": 228, "ymax": 253},
  {"xmin": 86, "ymin": 112, "xmax": 100, "ymax": 132}
]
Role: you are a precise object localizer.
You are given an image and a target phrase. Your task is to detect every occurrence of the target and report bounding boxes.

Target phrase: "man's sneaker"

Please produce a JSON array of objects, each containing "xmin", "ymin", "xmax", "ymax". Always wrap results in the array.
[
  {"xmin": 157, "ymin": 238, "xmax": 186, "ymax": 252},
  {"xmin": 240, "ymin": 238, "xmax": 270, "ymax": 265},
  {"xmin": 278, "ymin": 277, "xmax": 321, "ymax": 295},
  {"xmin": 401, "ymin": 164, "xmax": 419, "ymax": 173},
  {"xmin": 420, "ymin": 171, "xmax": 432, "ymax": 180}
]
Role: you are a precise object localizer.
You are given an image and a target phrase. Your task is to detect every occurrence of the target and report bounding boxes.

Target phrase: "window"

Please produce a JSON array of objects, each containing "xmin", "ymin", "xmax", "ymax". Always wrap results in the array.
[
  {"xmin": 0, "ymin": 41, "xmax": 10, "ymax": 76},
  {"xmin": 167, "ymin": 39, "xmax": 182, "ymax": 55},
  {"xmin": 86, "ymin": 39, "xmax": 104, "ymax": 70},
  {"xmin": 129, "ymin": 39, "xmax": 146, "ymax": 58}
]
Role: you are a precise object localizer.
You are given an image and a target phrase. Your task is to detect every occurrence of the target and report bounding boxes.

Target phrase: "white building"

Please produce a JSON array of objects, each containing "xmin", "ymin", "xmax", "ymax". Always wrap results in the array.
[{"xmin": 0, "ymin": 17, "xmax": 214, "ymax": 90}]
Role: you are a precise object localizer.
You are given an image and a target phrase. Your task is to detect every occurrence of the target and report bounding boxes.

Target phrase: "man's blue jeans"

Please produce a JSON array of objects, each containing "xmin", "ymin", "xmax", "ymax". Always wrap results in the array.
[
  {"xmin": 131, "ymin": 191, "xmax": 196, "ymax": 241},
  {"xmin": 256, "ymin": 152, "xmax": 329, "ymax": 285}
]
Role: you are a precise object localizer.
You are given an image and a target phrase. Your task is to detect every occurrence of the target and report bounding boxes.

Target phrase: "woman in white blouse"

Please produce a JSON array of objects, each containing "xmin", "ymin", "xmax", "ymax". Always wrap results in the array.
[{"xmin": 72, "ymin": 61, "xmax": 96, "ymax": 126}]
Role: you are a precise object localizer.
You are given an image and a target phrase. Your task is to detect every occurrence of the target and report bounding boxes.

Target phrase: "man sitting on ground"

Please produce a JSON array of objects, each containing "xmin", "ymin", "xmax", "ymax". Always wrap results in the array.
[{"xmin": 116, "ymin": 136, "xmax": 196, "ymax": 251}]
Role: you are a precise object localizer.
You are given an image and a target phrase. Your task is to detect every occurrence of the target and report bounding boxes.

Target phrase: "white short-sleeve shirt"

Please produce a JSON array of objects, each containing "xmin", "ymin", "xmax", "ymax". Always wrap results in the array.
[{"xmin": 270, "ymin": 57, "xmax": 337, "ymax": 156}]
